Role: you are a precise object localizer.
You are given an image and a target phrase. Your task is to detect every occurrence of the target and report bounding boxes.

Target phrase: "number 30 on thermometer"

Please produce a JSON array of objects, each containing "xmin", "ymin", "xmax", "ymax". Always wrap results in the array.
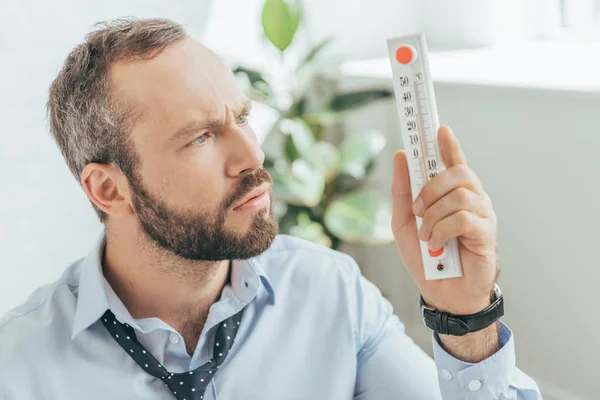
[{"xmin": 387, "ymin": 34, "xmax": 463, "ymax": 281}]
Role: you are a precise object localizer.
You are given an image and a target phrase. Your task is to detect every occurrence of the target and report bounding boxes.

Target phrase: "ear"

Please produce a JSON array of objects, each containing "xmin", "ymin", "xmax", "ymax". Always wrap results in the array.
[{"xmin": 80, "ymin": 163, "xmax": 133, "ymax": 217}]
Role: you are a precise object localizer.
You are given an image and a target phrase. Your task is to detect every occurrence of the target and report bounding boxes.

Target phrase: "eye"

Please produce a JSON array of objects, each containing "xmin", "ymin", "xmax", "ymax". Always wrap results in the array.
[
  {"xmin": 191, "ymin": 133, "xmax": 210, "ymax": 146},
  {"xmin": 236, "ymin": 114, "xmax": 249, "ymax": 125}
]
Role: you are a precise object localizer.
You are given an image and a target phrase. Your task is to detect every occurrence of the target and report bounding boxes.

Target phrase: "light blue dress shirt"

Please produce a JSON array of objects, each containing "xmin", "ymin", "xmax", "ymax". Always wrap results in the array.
[{"xmin": 0, "ymin": 233, "xmax": 541, "ymax": 399}]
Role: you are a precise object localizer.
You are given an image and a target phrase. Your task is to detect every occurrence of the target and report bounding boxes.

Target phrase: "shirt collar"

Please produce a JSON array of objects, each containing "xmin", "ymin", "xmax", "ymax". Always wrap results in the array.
[
  {"xmin": 71, "ymin": 233, "xmax": 111, "ymax": 339},
  {"xmin": 71, "ymin": 232, "xmax": 276, "ymax": 340},
  {"xmin": 231, "ymin": 258, "xmax": 276, "ymax": 304}
]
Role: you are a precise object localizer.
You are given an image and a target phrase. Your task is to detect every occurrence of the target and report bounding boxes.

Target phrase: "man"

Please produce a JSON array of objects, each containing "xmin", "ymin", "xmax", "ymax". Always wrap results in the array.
[{"xmin": 0, "ymin": 18, "xmax": 541, "ymax": 399}]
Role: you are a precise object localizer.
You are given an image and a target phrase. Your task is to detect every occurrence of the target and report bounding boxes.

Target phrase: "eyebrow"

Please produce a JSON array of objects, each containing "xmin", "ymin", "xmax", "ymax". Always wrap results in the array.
[{"xmin": 167, "ymin": 100, "xmax": 253, "ymax": 146}]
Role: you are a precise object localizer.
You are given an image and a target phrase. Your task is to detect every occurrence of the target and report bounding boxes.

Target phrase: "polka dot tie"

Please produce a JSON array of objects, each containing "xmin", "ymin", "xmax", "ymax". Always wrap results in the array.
[{"xmin": 101, "ymin": 309, "xmax": 244, "ymax": 400}]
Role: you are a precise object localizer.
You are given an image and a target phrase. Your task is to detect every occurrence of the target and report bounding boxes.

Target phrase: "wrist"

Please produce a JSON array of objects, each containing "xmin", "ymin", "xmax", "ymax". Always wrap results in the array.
[
  {"xmin": 437, "ymin": 321, "xmax": 500, "ymax": 363},
  {"xmin": 420, "ymin": 284, "xmax": 504, "ymax": 337},
  {"xmin": 421, "ymin": 284, "xmax": 496, "ymax": 315},
  {"xmin": 421, "ymin": 295, "xmax": 491, "ymax": 315}
]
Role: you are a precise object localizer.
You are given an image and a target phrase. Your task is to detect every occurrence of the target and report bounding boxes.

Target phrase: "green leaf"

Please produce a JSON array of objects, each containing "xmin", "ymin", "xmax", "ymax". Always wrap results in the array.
[
  {"xmin": 233, "ymin": 66, "xmax": 273, "ymax": 98},
  {"xmin": 284, "ymin": 97, "xmax": 308, "ymax": 118},
  {"xmin": 233, "ymin": 66, "xmax": 266, "ymax": 85},
  {"xmin": 324, "ymin": 191, "xmax": 394, "ymax": 245},
  {"xmin": 262, "ymin": 0, "xmax": 302, "ymax": 52},
  {"xmin": 297, "ymin": 36, "xmax": 333, "ymax": 70},
  {"xmin": 264, "ymin": 156, "xmax": 276, "ymax": 169},
  {"xmin": 269, "ymin": 159, "xmax": 325, "ymax": 207},
  {"xmin": 289, "ymin": 214, "xmax": 333, "ymax": 248},
  {"xmin": 329, "ymin": 89, "xmax": 392, "ymax": 112},
  {"xmin": 277, "ymin": 204, "xmax": 301, "ymax": 234},
  {"xmin": 314, "ymin": 141, "xmax": 340, "ymax": 183},
  {"xmin": 280, "ymin": 118, "xmax": 319, "ymax": 165},
  {"xmin": 294, "ymin": 97, "xmax": 307, "ymax": 116},
  {"xmin": 339, "ymin": 131, "xmax": 386, "ymax": 179},
  {"xmin": 284, "ymin": 134, "xmax": 300, "ymax": 162},
  {"xmin": 301, "ymin": 112, "xmax": 339, "ymax": 127}
]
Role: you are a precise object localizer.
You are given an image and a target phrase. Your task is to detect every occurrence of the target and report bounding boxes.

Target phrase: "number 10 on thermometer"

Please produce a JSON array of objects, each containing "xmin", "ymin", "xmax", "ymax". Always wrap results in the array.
[{"xmin": 387, "ymin": 34, "xmax": 463, "ymax": 280}]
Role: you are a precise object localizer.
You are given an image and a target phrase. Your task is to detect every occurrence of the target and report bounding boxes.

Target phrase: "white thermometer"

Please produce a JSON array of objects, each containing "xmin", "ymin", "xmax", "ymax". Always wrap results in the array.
[{"xmin": 387, "ymin": 33, "xmax": 463, "ymax": 281}]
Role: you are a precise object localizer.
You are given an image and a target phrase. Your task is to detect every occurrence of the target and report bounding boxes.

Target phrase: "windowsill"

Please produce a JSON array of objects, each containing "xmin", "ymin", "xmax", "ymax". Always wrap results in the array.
[{"xmin": 339, "ymin": 41, "xmax": 600, "ymax": 95}]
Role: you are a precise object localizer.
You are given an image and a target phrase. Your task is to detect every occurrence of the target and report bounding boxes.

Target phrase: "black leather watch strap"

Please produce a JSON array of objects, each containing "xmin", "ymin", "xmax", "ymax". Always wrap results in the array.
[{"xmin": 420, "ymin": 284, "xmax": 504, "ymax": 336}]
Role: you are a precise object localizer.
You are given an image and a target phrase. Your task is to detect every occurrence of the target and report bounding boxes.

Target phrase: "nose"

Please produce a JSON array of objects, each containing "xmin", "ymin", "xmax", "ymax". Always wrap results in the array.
[{"xmin": 225, "ymin": 125, "xmax": 265, "ymax": 178}]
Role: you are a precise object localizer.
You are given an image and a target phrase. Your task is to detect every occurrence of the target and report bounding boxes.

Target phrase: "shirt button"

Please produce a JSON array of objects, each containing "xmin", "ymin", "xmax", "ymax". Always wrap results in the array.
[
  {"xmin": 170, "ymin": 334, "xmax": 180, "ymax": 344},
  {"xmin": 440, "ymin": 369, "xmax": 453, "ymax": 380},
  {"xmin": 468, "ymin": 380, "xmax": 482, "ymax": 391}
]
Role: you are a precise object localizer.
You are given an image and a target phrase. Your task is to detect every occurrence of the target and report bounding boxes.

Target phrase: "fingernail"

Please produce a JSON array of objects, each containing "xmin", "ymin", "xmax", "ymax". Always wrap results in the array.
[
  {"xmin": 418, "ymin": 224, "xmax": 429, "ymax": 241},
  {"xmin": 429, "ymin": 238, "xmax": 441, "ymax": 251},
  {"xmin": 413, "ymin": 199, "xmax": 424, "ymax": 216}
]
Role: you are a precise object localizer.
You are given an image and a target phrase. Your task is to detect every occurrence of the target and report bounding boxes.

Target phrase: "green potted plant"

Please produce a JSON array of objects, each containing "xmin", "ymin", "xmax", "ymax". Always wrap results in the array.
[{"xmin": 234, "ymin": 0, "xmax": 394, "ymax": 250}]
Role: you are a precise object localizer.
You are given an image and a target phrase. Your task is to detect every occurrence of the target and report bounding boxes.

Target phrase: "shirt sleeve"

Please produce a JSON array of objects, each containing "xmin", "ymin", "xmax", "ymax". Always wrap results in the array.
[
  {"xmin": 432, "ymin": 322, "xmax": 542, "ymax": 399},
  {"xmin": 348, "ymin": 256, "xmax": 543, "ymax": 400}
]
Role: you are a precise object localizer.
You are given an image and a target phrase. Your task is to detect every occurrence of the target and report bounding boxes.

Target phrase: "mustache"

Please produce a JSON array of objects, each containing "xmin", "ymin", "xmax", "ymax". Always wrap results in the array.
[{"xmin": 222, "ymin": 168, "xmax": 273, "ymax": 210}]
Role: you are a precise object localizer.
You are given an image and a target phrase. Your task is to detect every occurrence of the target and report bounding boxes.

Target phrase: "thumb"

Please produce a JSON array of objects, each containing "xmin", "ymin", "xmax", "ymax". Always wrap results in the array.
[{"xmin": 392, "ymin": 150, "xmax": 415, "ymax": 225}]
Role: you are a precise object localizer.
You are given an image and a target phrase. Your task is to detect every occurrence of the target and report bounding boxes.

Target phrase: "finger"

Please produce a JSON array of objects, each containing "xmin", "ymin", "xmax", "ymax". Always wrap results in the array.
[
  {"xmin": 428, "ymin": 210, "xmax": 492, "ymax": 251},
  {"xmin": 413, "ymin": 164, "xmax": 483, "ymax": 217},
  {"xmin": 438, "ymin": 125, "xmax": 467, "ymax": 168},
  {"xmin": 392, "ymin": 150, "xmax": 412, "ymax": 198},
  {"xmin": 418, "ymin": 187, "xmax": 492, "ymax": 242},
  {"xmin": 392, "ymin": 150, "xmax": 415, "ymax": 228}
]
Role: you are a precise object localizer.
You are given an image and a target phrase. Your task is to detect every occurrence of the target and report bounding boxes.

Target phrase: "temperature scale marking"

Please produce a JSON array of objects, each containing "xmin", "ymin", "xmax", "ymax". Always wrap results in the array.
[
  {"xmin": 387, "ymin": 34, "xmax": 463, "ymax": 280},
  {"xmin": 415, "ymin": 114, "xmax": 427, "ymax": 184}
]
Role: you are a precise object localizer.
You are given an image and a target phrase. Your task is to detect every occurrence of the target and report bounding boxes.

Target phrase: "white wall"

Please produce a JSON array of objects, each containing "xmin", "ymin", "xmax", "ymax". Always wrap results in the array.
[
  {"xmin": 0, "ymin": 0, "xmax": 213, "ymax": 313},
  {"xmin": 302, "ymin": 0, "xmax": 421, "ymax": 61},
  {"xmin": 433, "ymin": 85, "xmax": 599, "ymax": 400},
  {"xmin": 340, "ymin": 75, "xmax": 600, "ymax": 399}
]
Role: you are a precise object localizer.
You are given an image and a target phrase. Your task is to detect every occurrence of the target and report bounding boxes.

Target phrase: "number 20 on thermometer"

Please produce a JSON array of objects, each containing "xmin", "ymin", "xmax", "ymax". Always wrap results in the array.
[{"xmin": 387, "ymin": 34, "xmax": 463, "ymax": 280}]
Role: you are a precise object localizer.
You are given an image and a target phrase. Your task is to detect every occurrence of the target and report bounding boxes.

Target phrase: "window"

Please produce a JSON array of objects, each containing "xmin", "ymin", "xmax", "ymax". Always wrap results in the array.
[{"xmin": 560, "ymin": 0, "xmax": 600, "ymax": 40}]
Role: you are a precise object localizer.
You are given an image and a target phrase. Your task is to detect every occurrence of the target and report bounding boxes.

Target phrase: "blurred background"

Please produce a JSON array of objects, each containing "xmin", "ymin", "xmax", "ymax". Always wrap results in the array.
[{"xmin": 1, "ymin": 0, "xmax": 599, "ymax": 398}]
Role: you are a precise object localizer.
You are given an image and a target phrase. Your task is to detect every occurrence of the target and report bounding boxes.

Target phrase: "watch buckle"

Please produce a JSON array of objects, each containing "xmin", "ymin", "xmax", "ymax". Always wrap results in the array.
[{"xmin": 420, "ymin": 303, "xmax": 436, "ymax": 313}]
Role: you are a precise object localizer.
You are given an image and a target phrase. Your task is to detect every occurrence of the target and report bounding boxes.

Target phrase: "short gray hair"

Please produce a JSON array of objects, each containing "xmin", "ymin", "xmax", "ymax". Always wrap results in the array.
[{"xmin": 47, "ymin": 18, "xmax": 187, "ymax": 222}]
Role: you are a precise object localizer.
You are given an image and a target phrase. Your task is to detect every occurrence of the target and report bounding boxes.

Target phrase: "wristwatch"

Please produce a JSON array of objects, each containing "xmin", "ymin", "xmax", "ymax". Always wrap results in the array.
[{"xmin": 419, "ymin": 284, "xmax": 504, "ymax": 336}]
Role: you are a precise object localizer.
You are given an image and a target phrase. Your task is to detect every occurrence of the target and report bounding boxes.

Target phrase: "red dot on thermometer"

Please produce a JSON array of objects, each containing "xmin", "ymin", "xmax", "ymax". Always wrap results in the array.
[
  {"xmin": 428, "ymin": 247, "xmax": 445, "ymax": 258},
  {"xmin": 395, "ymin": 45, "xmax": 415, "ymax": 64}
]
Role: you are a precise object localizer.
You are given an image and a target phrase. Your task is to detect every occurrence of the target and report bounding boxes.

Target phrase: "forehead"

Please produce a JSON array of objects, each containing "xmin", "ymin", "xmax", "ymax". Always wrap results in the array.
[{"xmin": 109, "ymin": 38, "xmax": 245, "ymax": 136}]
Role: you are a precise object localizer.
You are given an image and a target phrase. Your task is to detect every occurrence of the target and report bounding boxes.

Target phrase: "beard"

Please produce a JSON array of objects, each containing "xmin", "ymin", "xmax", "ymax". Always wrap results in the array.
[{"xmin": 127, "ymin": 167, "xmax": 278, "ymax": 261}]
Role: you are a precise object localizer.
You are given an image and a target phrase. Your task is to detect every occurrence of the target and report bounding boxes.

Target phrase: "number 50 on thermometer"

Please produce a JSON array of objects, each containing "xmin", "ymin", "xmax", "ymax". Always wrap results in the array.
[{"xmin": 387, "ymin": 34, "xmax": 463, "ymax": 281}]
